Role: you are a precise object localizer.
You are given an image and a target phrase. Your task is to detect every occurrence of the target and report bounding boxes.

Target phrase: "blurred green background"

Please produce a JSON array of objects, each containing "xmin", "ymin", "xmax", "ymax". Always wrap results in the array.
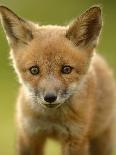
[{"xmin": 0, "ymin": 0, "xmax": 116, "ymax": 155}]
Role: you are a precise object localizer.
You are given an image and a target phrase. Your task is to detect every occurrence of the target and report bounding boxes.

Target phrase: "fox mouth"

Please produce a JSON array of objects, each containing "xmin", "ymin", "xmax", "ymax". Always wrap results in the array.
[{"xmin": 44, "ymin": 103, "xmax": 60, "ymax": 108}]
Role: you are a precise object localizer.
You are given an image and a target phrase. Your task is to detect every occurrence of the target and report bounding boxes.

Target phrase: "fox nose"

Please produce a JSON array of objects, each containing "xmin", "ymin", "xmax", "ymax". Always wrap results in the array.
[{"xmin": 44, "ymin": 93, "xmax": 57, "ymax": 103}]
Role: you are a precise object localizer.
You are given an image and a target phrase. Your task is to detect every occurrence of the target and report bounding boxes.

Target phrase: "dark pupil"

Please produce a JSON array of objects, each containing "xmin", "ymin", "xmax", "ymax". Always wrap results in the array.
[
  {"xmin": 30, "ymin": 66, "xmax": 39, "ymax": 75},
  {"xmin": 62, "ymin": 66, "xmax": 72, "ymax": 74}
]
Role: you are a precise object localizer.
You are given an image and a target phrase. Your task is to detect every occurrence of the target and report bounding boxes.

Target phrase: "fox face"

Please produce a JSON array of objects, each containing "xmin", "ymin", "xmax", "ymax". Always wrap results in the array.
[
  {"xmin": 13, "ymin": 32, "xmax": 91, "ymax": 108},
  {"xmin": 0, "ymin": 6, "xmax": 102, "ymax": 109}
]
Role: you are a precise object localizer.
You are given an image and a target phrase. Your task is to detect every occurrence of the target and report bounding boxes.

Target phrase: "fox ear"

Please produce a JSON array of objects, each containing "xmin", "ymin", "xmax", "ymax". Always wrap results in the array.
[
  {"xmin": 66, "ymin": 6, "xmax": 102, "ymax": 49},
  {"xmin": 0, "ymin": 6, "xmax": 33, "ymax": 46}
]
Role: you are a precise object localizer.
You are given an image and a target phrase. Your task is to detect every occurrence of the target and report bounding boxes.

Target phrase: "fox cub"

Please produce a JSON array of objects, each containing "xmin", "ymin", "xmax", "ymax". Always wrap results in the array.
[{"xmin": 0, "ymin": 5, "xmax": 115, "ymax": 155}]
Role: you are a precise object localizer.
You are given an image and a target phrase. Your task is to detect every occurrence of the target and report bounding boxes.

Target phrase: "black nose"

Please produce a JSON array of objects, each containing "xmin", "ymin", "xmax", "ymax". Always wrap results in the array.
[{"xmin": 44, "ymin": 93, "xmax": 57, "ymax": 103}]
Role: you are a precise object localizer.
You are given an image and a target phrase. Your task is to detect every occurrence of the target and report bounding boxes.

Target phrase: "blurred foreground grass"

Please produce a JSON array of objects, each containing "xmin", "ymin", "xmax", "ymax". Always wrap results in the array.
[{"xmin": 0, "ymin": 0, "xmax": 116, "ymax": 155}]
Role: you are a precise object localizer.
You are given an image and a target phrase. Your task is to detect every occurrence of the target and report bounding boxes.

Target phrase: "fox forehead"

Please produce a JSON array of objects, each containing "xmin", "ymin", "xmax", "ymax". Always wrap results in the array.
[{"xmin": 14, "ymin": 25, "xmax": 89, "ymax": 69}]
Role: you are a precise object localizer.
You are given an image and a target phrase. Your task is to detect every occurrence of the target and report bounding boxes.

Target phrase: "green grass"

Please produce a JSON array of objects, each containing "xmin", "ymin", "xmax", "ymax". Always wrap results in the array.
[
  {"xmin": 0, "ymin": 0, "xmax": 116, "ymax": 155},
  {"xmin": 45, "ymin": 140, "xmax": 61, "ymax": 155}
]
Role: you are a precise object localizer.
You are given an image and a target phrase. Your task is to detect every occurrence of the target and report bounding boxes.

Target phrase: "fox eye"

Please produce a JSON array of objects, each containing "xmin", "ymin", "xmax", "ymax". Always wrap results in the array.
[
  {"xmin": 61, "ymin": 65, "xmax": 73, "ymax": 74},
  {"xmin": 29, "ymin": 66, "xmax": 40, "ymax": 75}
]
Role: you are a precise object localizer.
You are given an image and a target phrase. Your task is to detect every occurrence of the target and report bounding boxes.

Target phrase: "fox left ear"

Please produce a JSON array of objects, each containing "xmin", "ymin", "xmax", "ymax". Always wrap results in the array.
[
  {"xmin": 66, "ymin": 6, "xmax": 102, "ymax": 49},
  {"xmin": 0, "ymin": 6, "xmax": 33, "ymax": 47}
]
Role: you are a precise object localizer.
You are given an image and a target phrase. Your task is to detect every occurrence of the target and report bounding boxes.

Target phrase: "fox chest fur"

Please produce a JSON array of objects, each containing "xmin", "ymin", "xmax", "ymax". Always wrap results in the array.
[{"xmin": 21, "ymin": 109, "xmax": 83, "ymax": 139}]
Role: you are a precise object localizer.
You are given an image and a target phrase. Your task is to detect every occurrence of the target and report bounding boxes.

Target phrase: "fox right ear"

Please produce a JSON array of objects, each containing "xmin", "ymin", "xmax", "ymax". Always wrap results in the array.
[
  {"xmin": 0, "ymin": 6, "xmax": 33, "ymax": 47},
  {"xmin": 66, "ymin": 6, "xmax": 102, "ymax": 49}
]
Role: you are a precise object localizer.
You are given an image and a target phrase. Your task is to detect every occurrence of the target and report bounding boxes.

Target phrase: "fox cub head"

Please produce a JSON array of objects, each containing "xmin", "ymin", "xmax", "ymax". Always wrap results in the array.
[{"xmin": 0, "ymin": 6, "xmax": 102, "ymax": 108}]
